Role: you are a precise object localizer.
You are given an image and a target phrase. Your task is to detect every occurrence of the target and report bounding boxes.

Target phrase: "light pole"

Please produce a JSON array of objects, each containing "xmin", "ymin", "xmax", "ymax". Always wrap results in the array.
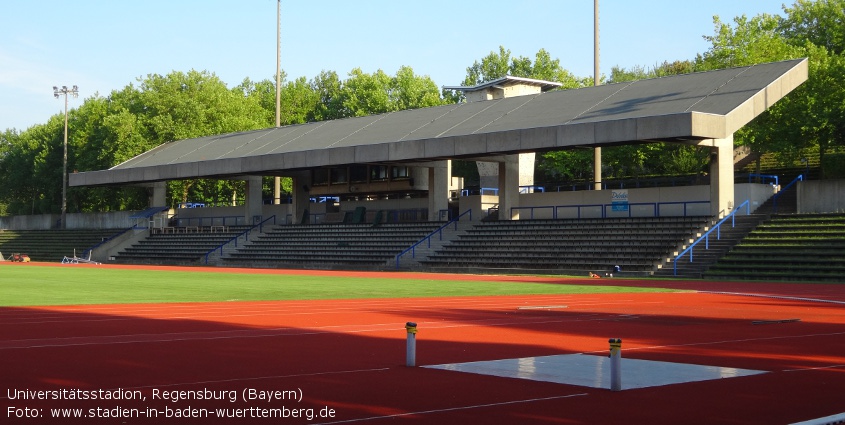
[
  {"xmin": 593, "ymin": 0, "xmax": 602, "ymax": 191},
  {"xmin": 53, "ymin": 85, "xmax": 78, "ymax": 229}
]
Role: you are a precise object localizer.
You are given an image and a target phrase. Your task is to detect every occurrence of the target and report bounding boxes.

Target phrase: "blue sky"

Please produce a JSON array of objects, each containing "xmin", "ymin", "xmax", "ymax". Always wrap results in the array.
[{"xmin": 1, "ymin": 0, "xmax": 788, "ymax": 131}]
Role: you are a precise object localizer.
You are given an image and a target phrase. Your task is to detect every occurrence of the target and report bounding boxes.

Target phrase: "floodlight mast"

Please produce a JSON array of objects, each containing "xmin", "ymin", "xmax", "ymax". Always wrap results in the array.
[
  {"xmin": 274, "ymin": 0, "xmax": 282, "ymax": 204},
  {"xmin": 593, "ymin": 0, "xmax": 602, "ymax": 191},
  {"xmin": 53, "ymin": 84, "xmax": 79, "ymax": 229}
]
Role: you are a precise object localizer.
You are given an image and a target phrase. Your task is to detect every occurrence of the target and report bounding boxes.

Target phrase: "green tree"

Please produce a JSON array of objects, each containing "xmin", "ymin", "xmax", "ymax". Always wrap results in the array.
[
  {"xmin": 310, "ymin": 70, "xmax": 346, "ymax": 121},
  {"xmin": 696, "ymin": 14, "xmax": 802, "ymax": 70},
  {"xmin": 0, "ymin": 119, "xmax": 64, "ymax": 215},
  {"xmin": 609, "ymin": 60, "xmax": 695, "ymax": 83},
  {"xmin": 463, "ymin": 46, "xmax": 513, "ymax": 86},
  {"xmin": 341, "ymin": 68, "xmax": 393, "ymax": 116},
  {"xmin": 780, "ymin": 0, "xmax": 845, "ymax": 176},
  {"xmin": 461, "ymin": 46, "xmax": 586, "ymax": 88},
  {"xmin": 696, "ymin": 6, "xmax": 845, "ymax": 178},
  {"xmin": 236, "ymin": 73, "xmax": 319, "ymax": 126},
  {"xmin": 781, "ymin": 0, "xmax": 845, "ymax": 55},
  {"xmin": 0, "ymin": 65, "xmax": 457, "ymax": 214},
  {"xmin": 389, "ymin": 66, "xmax": 444, "ymax": 110}
]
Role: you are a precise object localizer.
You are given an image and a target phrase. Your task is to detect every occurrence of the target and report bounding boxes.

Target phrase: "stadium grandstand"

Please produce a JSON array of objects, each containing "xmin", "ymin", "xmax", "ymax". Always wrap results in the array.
[{"xmin": 3, "ymin": 58, "xmax": 843, "ymax": 281}]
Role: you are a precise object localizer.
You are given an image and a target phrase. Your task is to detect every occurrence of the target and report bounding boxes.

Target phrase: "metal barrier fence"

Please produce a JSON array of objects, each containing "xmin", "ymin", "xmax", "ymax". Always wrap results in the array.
[{"xmin": 512, "ymin": 200, "xmax": 710, "ymax": 220}]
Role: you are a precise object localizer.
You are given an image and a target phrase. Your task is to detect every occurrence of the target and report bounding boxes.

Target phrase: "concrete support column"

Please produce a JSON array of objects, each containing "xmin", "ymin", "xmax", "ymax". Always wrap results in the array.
[
  {"xmin": 708, "ymin": 136, "xmax": 735, "ymax": 218},
  {"xmin": 273, "ymin": 176, "xmax": 281, "ymax": 204},
  {"xmin": 245, "ymin": 176, "xmax": 263, "ymax": 224},
  {"xmin": 498, "ymin": 155, "xmax": 520, "ymax": 220},
  {"xmin": 477, "ymin": 161, "xmax": 499, "ymax": 189},
  {"xmin": 291, "ymin": 173, "xmax": 312, "ymax": 224},
  {"xmin": 477, "ymin": 154, "xmax": 535, "ymax": 191},
  {"xmin": 150, "ymin": 181, "xmax": 167, "ymax": 207},
  {"xmin": 428, "ymin": 160, "xmax": 450, "ymax": 221},
  {"xmin": 593, "ymin": 147, "xmax": 602, "ymax": 190},
  {"xmin": 519, "ymin": 152, "xmax": 536, "ymax": 189}
]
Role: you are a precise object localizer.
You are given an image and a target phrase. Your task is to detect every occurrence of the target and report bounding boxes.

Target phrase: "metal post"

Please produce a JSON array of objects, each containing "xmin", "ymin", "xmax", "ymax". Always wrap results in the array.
[
  {"xmin": 273, "ymin": 0, "xmax": 282, "ymax": 204},
  {"xmin": 62, "ymin": 93, "xmax": 68, "ymax": 228},
  {"xmin": 609, "ymin": 338, "xmax": 622, "ymax": 391},
  {"xmin": 53, "ymin": 85, "xmax": 78, "ymax": 230},
  {"xmin": 593, "ymin": 0, "xmax": 602, "ymax": 191},
  {"xmin": 405, "ymin": 322, "xmax": 417, "ymax": 367}
]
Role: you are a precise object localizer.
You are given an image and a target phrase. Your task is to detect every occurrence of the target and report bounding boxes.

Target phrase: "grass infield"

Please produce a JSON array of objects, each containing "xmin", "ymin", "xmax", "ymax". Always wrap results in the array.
[{"xmin": 0, "ymin": 264, "xmax": 677, "ymax": 306}]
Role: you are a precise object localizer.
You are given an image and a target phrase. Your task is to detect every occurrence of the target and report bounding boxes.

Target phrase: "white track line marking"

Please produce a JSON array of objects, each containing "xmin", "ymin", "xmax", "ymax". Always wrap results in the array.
[
  {"xmin": 783, "ymin": 364, "xmax": 845, "ymax": 372},
  {"xmin": 699, "ymin": 291, "xmax": 845, "ymax": 305}
]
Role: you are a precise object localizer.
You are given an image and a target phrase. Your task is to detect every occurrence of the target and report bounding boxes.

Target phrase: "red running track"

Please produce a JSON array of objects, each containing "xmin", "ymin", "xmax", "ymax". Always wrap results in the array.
[{"xmin": 1, "ymin": 268, "xmax": 844, "ymax": 424}]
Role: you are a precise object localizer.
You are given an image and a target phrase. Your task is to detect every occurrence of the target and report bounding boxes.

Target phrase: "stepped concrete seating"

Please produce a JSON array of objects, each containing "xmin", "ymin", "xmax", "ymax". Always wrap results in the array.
[
  {"xmin": 114, "ymin": 225, "xmax": 253, "ymax": 264},
  {"xmin": 223, "ymin": 222, "xmax": 444, "ymax": 269},
  {"xmin": 0, "ymin": 229, "xmax": 124, "ymax": 262},
  {"xmin": 420, "ymin": 217, "xmax": 709, "ymax": 274},
  {"xmin": 705, "ymin": 214, "xmax": 845, "ymax": 282}
]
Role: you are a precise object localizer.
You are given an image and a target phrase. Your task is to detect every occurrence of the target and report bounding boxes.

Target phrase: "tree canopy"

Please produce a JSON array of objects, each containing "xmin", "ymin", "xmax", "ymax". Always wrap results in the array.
[
  {"xmin": 694, "ymin": 0, "xmax": 845, "ymax": 176},
  {"xmin": 1, "ymin": 0, "xmax": 843, "ymax": 215},
  {"xmin": 0, "ymin": 66, "xmax": 447, "ymax": 214}
]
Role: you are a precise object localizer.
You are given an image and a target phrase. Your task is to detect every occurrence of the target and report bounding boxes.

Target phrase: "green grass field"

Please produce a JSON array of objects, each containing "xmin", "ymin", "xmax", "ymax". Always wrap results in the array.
[{"xmin": 0, "ymin": 264, "xmax": 678, "ymax": 306}]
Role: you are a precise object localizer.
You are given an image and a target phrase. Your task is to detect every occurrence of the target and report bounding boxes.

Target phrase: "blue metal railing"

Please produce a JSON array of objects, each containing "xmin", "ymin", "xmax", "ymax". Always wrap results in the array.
[
  {"xmin": 395, "ymin": 209, "xmax": 472, "ymax": 269},
  {"xmin": 175, "ymin": 215, "xmax": 245, "ymax": 227},
  {"xmin": 747, "ymin": 173, "xmax": 779, "ymax": 186},
  {"xmin": 461, "ymin": 185, "xmax": 544, "ymax": 196},
  {"xmin": 203, "ymin": 215, "xmax": 276, "ymax": 264},
  {"xmin": 772, "ymin": 174, "xmax": 803, "ymax": 214},
  {"xmin": 673, "ymin": 200, "xmax": 751, "ymax": 276},
  {"xmin": 510, "ymin": 200, "xmax": 710, "ymax": 220}
]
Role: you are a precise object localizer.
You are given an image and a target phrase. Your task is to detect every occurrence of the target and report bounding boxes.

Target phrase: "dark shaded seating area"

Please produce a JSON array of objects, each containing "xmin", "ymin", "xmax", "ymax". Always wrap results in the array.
[{"xmin": 420, "ymin": 217, "xmax": 710, "ymax": 274}]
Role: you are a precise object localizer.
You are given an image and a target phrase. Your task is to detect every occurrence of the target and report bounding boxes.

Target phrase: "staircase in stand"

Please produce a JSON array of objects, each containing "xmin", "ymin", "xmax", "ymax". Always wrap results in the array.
[
  {"xmin": 654, "ymin": 215, "xmax": 764, "ymax": 278},
  {"xmin": 654, "ymin": 178, "xmax": 801, "ymax": 278}
]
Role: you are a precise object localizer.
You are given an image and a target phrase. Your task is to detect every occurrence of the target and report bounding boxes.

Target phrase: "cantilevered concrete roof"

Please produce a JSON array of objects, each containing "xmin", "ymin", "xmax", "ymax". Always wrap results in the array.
[{"xmin": 70, "ymin": 58, "xmax": 807, "ymax": 187}]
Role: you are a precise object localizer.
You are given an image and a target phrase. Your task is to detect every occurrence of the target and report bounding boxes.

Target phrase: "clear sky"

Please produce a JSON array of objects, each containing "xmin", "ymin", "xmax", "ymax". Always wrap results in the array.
[{"xmin": 1, "ymin": 0, "xmax": 788, "ymax": 131}]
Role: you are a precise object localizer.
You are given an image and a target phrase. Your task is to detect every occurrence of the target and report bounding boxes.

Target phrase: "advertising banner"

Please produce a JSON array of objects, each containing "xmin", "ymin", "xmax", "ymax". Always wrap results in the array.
[{"xmin": 611, "ymin": 189, "xmax": 629, "ymax": 212}]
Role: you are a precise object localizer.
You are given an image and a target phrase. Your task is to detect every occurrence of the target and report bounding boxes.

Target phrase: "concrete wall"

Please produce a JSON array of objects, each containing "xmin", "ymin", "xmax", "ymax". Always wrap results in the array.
[
  {"xmin": 0, "ymin": 211, "xmax": 142, "ymax": 230},
  {"xmin": 343, "ymin": 198, "xmax": 428, "ymax": 213},
  {"xmin": 458, "ymin": 195, "xmax": 500, "ymax": 221},
  {"xmin": 799, "ymin": 179, "xmax": 845, "ymax": 213},
  {"xmin": 736, "ymin": 183, "xmax": 778, "ymax": 213},
  {"xmin": 459, "ymin": 183, "xmax": 774, "ymax": 221}
]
